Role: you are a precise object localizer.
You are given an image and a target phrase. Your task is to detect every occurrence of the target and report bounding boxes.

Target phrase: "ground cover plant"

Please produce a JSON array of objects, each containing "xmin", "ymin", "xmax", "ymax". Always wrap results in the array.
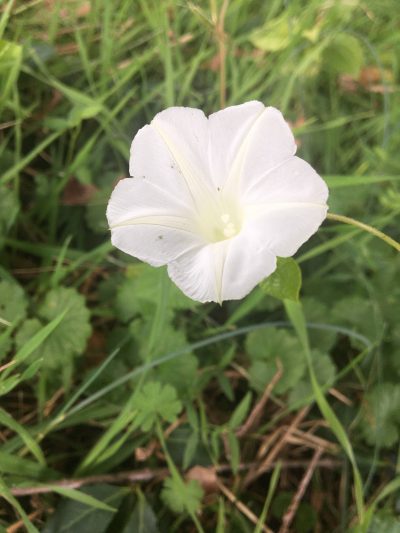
[{"xmin": 1, "ymin": 0, "xmax": 400, "ymax": 531}]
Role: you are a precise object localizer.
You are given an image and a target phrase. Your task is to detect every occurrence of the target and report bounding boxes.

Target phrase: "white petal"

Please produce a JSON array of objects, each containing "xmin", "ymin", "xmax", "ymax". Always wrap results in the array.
[
  {"xmin": 246, "ymin": 203, "xmax": 328, "ymax": 258},
  {"xmin": 230, "ymin": 106, "xmax": 297, "ymax": 193},
  {"xmin": 107, "ymin": 178, "xmax": 204, "ymax": 266},
  {"xmin": 167, "ymin": 224, "xmax": 277, "ymax": 303},
  {"xmin": 167, "ymin": 244, "xmax": 222, "ymax": 303},
  {"xmin": 129, "ymin": 124, "xmax": 194, "ymax": 206},
  {"xmin": 243, "ymin": 156, "xmax": 329, "ymax": 205},
  {"xmin": 130, "ymin": 107, "xmax": 215, "ymax": 208},
  {"xmin": 208, "ymin": 101, "xmax": 265, "ymax": 189},
  {"xmin": 220, "ymin": 227, "xmax": 277, "ymax": 301}
]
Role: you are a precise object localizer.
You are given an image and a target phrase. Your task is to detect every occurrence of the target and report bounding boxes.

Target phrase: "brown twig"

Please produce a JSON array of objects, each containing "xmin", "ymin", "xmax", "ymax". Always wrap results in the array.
[
  {"xmin": 244, "ymin": 406, "xmax": 310, "ymax": 487},
  {"xmin": 7, "ymin": 460, "xmax": 342, "ymax": 498},
  {"xmin": 217, "ymin": 478, "xmax": 274, "ymax": 533},
  {"xmin": 7, "ymin": 510, "xmax": 42, "ymax": 533},
  {"xmin": 236, "ymin": 360, "xmax": 283, "ymax": 438},
  {"xmin": 278, "ymin": 447, "xmax": 324, "ymax": 533}
]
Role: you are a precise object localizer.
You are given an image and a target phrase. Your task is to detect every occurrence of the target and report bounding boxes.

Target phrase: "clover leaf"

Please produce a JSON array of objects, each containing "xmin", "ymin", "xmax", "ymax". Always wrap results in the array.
[
  {"xmin": 360, "ymin": 382, "xmax": 400, "ymax": 448},
  {"xmin": 34, "ymin": 287, "xmax": 92, "ymax": 368},
  {"xmin": 132, "ymin": 382, "xmax": 182, "ymax": 432},
  {"xmin": 246, "ymin": 327, "xmax": 306, "ymax": 394},
  {"xmin": 289, "ymin": 350, "xmax": 337, "ymax": 406},
  {"xmin": 0, "ymin": 278, "xmax": 28, "ymax": 325},
  {"xmin": 161, "ymin": 476, "xmax": 203, "ymax": 515},
  {"xmin": 115, "ymin": 264, "xmax": 196, "ymax": 324}
]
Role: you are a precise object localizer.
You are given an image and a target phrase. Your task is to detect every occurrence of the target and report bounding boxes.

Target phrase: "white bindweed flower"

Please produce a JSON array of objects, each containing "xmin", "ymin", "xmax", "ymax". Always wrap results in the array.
[{"xmin": 107, "ymin": 101, "xmax": 328, "ymax": 303}]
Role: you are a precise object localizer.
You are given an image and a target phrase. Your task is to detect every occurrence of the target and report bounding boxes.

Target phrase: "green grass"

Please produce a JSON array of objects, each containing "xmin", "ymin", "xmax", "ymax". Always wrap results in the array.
[{"xmin": 1, "ymin": 0, "xmax": 400, "ymax": 531}]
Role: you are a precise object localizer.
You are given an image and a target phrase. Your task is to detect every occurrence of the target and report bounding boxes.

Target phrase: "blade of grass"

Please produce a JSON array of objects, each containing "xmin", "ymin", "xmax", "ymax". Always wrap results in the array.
[{"xmin": 284, "ymin": 299, "xmax": 365, "ymax": 526}]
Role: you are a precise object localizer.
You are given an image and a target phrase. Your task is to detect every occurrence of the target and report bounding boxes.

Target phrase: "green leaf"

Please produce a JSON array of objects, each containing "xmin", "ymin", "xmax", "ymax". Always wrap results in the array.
[
  {"xmin": 122, "ymin": 492, "xmax": 160, "ymax": 533},
  {"xmin": 161, "ymin": 476, "xmax": 203, "ymax": 515},
  {"xmin": 360, "ymin": 383, "xmax": 400, "ymax": 448},
  {"xmin": 289, "ymin": 350, "xmax": 337, "ymax": 406},
  {"xmin": 0, "ymin": 451, "xmax": 50, "ymax": 478},
  {"xmin": 250, "ymin": 15, "xmax": 296, "ymax": 52},
  {"xmin": 246, "ymin": 328, "xmax": 306, "ymax": 394},
  {"xmin": 331, "ymin": 296, "xmax": 383, "ymax": 348},
  {"xmin": 271, "ymin": 491, "xmax": 317, "ymax": 533},
  {"xmin": 228, "ymin": 392, "xmax": 252, "ymax": 430},
  {"xmin": 42, "ymin": 484, "xmax": 126, "ymax": 533},
  {"xmin": 368, "ymin": 513, "xmax": 400, "ymax": 533},
  {"xmin": 132, "ymin": 381, "xmax": 182, "ymax": 432},
  {"xmin": 115, "ymin": 264, "xmax": 196, "ymax": 323},
  {"xmin": 36, "ymin": 287, "xmax": 92, "ymax": 368},
  {"xmin": 0, "ymin": 407, "xmax": 46, "ymax": 465},
  {"xmin": 260, "ymin": 257, "xmax": 302, "ymax": 302},
  {"xmin": 0, "ymin": 39, "xmax": 22, "ymax": 107},
  {"xmin": 322, "ymin": 33, "xmax": 364, "ymax": 77},
  {"xmin": 85, "ymin": 188, "xmax": 112, "ymax": 234},
  {"xmin": 182, "ymin": 431, "xmax": 199, "ymax": 470},
  {"xmin": 0, "ymin": 186, "xmax": 19, "ymax": 246},
  {"xmin": 0, "ymin": 477, "xmax": 39, "ymax": 533},
  {"xmin": 227, "ymin": 430, "xmax": 240, "ymax": 474},
  {"xmin": 0, "ymin": 278, "xmax": 27, "ymax": 324},
  {"xmin": 49, "ymin": 486, "xmax": 116, "ymax": 512}
]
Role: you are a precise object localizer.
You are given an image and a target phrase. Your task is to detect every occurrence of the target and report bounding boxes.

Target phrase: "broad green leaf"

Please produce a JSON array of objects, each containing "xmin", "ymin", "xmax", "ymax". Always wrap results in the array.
[
  {"xmin": 322, "ymin": 33, "xmax": 364, "ymax": 77},
  {"xmin": 331, "ymin": 296, "xmax": 383, "ymax": 348},
  {"xmin": 121, "ymin": 492, "xmax": 160, "ymax": 533},
  {"xmin": 131, "ymin": 381, "xmax": 182, "ymax": 432},
  {"xmin": 0, "ymin": 278, "xmax": 27, "ymax": 325},
  {"xmin": 42, "ymin": 484, "xmax": 126, "ymax": 533},
  {"xmin": 271, "ymin": 491, "xmax": 317, "ymax": 533},
  {"xmin": 36, "ymin": 287, "xmax": 92, "ymax": 367},
  {"xmin": 250, "ymin": 15, "xmax": 296, "ymax": 52},
  {"xmin": 302, "ymin": 298, "xmax": 336, "ymax": 352},
  {"xmin": 360, "ymin": 383, "xmax": 400, "ymax": 448},
  {"xmin": 13, "ymin": 309, "xmax": 68, "ymax": 367},
  {"xmin": 130, "ymin": 320, "xmax": 198, "ymax": 396},
  {"xmin": 367, "ymin": 513, "xmax": 400, "ymax": 533},
  {"xmin": 161, "ymin": 476, "xmax": 203, "ymax": 515},
  {"xmin": 246, "ymin": 328, "xmax": 306, "ymax": 394},
  {"xmin": 116, "ymin": 264, "xmax": 196, "ymax": 321},
  {"xmin": 260, "ymin": 257, "xmax": 302, "ymax": 302},
  {"xmin": 289, "ymin": 350, "xmax": 337, "ymax": 406}
]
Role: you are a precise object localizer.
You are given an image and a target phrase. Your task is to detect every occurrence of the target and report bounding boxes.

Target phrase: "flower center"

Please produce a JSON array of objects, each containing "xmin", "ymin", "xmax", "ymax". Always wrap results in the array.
[{"xmin": 197, "ymin": 199, "xmax": 243, "ymax": 243}]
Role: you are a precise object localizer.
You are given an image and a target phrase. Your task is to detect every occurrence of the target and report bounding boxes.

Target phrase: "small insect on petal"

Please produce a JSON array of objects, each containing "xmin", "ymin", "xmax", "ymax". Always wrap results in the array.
[{"xmin": 107, "ymin": 102, "xmax": 329, "ymax": 303}]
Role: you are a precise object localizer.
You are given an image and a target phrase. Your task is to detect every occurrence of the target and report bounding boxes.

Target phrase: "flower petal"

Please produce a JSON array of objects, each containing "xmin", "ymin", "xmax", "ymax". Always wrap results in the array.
[
  {"xmin": 208, "ymin": 101, "xmax": 265, "ymax": 190},
  {"xmin": 243, "ymin": 156, "xmax": 329, "ymax": 205},
  {"xmin": 167, "ymin": 224, "xmax": 277, "ymax": 303},
  {"xmin": 107, "ymin": 178, "xmax": 204, "ymax": 266},
  {"xmin": 130, "ymin": 107, "xmax": 214, "ymax": 208},
  {"xmin": 246, "ymin": 203, "xmax": 328, "ymax": 258},
  {"xmin": 231, "ymin": 106, "xmax": 297, "ymax": 193}
]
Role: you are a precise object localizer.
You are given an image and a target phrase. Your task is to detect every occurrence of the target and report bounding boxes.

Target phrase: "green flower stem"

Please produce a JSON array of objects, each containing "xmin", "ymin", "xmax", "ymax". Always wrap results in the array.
[{"xmin": 326, "ymin": 212, "xmax": 400, "ymax": 252}]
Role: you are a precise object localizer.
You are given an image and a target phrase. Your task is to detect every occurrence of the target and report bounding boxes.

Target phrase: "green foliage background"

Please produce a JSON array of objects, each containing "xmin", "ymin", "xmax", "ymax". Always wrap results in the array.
[{"xmin": 1, "ymin": 0, "xmax": 400, "ymax": 531}]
